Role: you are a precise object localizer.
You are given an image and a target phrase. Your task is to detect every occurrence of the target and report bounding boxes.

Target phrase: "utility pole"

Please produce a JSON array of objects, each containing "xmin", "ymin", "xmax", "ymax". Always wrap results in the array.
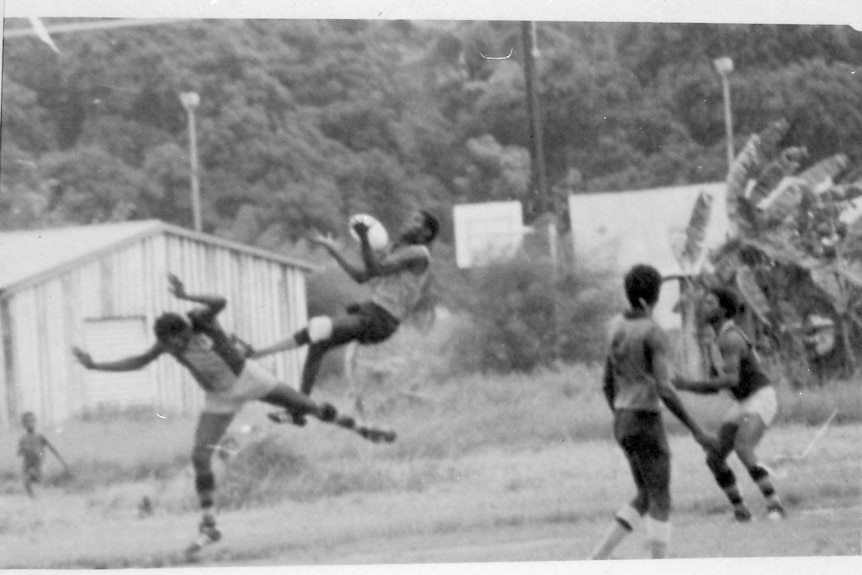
[
  {"xmin": 521, "ymin": 21, "xmax": 549, "ymax": 217},
  {"xmin": 714, "ymin": 57, "xmax": 735, "ymax": 173}
]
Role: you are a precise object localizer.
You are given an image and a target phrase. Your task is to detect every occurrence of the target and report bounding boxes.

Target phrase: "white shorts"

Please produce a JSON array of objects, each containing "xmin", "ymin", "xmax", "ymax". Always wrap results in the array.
[
  {"xmin": 724, "ymin": 385, "xmax": 778, "ymax": 427},
  {"xmin": 203, "ymin": 360, "xmax": 279, "ymax": 414}
]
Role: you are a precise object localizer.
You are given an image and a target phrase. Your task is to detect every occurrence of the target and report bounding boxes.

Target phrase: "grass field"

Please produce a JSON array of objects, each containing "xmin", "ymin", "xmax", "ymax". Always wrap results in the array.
[{"xmin": 0, "ymin": 364, "xmax": 860, "ymax": 568}]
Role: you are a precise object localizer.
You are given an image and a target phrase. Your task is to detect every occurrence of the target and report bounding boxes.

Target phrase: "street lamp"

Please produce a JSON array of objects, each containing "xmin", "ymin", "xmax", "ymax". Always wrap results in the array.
[
  {"xmin": 713, "ymin": 57, "xmax": 735, "ymax": 172},
  {"xmin": 179, "ymin": 91, "xmax": 202, "ymax": 232}
]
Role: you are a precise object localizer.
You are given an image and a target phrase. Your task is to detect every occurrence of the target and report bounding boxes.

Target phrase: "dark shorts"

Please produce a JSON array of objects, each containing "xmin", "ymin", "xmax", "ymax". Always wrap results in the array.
[
  {"xmin": 614, "ymin": 410, "xmax": 671, "ymax": 500},
  {"xmin": 346, "ymin": 301, "xmax": 399, "ymax": 345},
  {"xmin": 23, "ymin": 464, "xmax": 42, "ymax": 483}
]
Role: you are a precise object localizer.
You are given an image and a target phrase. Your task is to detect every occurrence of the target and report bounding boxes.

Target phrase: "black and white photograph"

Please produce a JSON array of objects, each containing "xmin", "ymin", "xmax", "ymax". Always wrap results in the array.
[{"xmin": 1, "ymin": 0, "xmax": 860, "ymax": 571}]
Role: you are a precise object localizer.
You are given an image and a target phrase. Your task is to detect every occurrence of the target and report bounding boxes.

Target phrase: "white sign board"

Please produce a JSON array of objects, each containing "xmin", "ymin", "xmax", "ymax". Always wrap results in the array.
[
  {"xmin": 453, "ymin": 201, "xmax": 527, "ymax": 268},
  {"xmin": 568, "ymin": 183, "xmax": 728, "ymax": 328}
]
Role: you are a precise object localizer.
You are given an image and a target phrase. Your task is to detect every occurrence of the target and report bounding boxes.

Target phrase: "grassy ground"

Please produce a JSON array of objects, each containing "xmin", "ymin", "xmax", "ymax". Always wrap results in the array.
[
  {"xmin": 0, "ymin": 365, "xmax": 859, "ymax": 568},
  {"xmin": 0, "ymin": 423, "xmax": 858, "ymax": 567}
]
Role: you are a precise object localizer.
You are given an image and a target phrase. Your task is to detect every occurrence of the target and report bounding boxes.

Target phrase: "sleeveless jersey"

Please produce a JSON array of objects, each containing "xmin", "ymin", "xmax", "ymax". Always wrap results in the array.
[
  {"xmin": 370, "ymin": 244, "xmax": 431, "ymax": 321},
  {"xmin": 605, "ymin": 310, "xmax": 668, "ymax": 413},
  {"xmin": 710, "ymin": 321, "xmax": 770, "ymax": 401},
  {"xmin": 169, "ymin": 308, "xmax": 247, "ymax": 393}
]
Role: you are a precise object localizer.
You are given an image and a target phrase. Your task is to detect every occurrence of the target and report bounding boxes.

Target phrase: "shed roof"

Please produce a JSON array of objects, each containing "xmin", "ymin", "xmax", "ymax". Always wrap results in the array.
[{"xmin": 0, "ymin": 220, "xmax": 316, "ymax": 293}]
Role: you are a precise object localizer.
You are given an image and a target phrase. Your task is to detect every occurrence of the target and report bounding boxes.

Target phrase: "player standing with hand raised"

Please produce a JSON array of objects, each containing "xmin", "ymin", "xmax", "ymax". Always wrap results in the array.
[{"xmin": 673, "ymin": 287, "xmax": 786, "ymax": 522}]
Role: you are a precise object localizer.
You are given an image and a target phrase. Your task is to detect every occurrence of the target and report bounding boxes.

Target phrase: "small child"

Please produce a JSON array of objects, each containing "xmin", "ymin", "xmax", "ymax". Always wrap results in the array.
[{"xmin": 17, "ymin": 412, "xmax": 69, "ymax": 498}]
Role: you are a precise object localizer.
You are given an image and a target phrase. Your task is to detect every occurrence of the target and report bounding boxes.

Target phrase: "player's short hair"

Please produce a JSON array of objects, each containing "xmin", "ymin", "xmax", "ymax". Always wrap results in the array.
[
  {"xmin": 623, "ymin": 264, "xmax": 663, "ymax": 309},
  {"xmin": 709, "ymin": 287, "xmax": 742, "ymax": 319},
  {"xmin": 21, "ymin": 411, "xmax": 35, "ymax": 422},
  {"xmin": 153, "ymin": 312, "xmax": 190, "ymax": 341},
  {"xmin": 419, "ymin": 210, "xmax": 440, "ymax": 243}
]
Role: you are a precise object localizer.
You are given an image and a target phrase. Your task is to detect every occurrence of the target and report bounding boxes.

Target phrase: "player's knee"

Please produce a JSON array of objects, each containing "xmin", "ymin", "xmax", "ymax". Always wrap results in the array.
[
  {"xmin": 191, "ymin": 444, "xmax": 214, "ymax": 474},
  {"xmin": 631, "ymin": 491, "xmax": 649, "ymax": 515},
  {"xmin": 746, "ymin": 463, "xmax": 769, "ymax": 481},
  {"xmin": 195, "ymin": 472, "xmax": 216, "ymax": 508},
  {"xmin": 307, "ymin": 316, "xmax": 334, "ymax": 343}
]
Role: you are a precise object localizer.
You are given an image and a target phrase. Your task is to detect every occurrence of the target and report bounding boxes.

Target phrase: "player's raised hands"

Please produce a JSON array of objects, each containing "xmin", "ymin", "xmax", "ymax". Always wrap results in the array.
[
  {"xmin": 308, "ymin": 229, "xmax": 340, "ymax": 252},
  {"xmin": 168, "ymin": 273, "xmax": 187, "ymax": 299},
  {"xmin": 72, "ymin": 346, "xmax": 95, "ymax": 369},
  {"xmin": 351, "ymin": 219, "xmax": 370, "ymax": 238}
]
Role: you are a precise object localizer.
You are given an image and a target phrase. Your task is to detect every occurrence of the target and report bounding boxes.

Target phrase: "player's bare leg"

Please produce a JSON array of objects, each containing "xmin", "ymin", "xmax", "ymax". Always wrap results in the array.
[
  {"xmin": 706, "ymin": 423, "xmax": 752, "ymax": 522},
  {"xmin": 185, "ymin": 413, "xmax": 233, "ymax": 558},
  {"xmin": 736, "ymin": 414, "xmax": 785, "ymax": 520}
]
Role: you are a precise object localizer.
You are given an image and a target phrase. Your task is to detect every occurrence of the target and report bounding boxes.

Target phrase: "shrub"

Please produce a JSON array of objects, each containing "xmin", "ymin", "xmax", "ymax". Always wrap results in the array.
[{"xmin": 447, "ymin": 254, "xmax": 618, "ymax": 373}]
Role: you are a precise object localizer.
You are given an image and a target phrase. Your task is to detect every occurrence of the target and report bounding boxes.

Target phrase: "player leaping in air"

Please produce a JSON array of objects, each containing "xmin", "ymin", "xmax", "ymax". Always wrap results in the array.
[
  {"xmin": 250, "ymin": 209, "xmax": 439, "ymax": 424},
  {"xmin": 72, "ymin": 274, "xmax": 347, "ymax": 557},
  {"xmin": 673, "ymin": 287, "xmax": 786, "ymax": 522},
  {"xmin": 591, "ymin": 264, "xmax": 716, "ymax": 560}
]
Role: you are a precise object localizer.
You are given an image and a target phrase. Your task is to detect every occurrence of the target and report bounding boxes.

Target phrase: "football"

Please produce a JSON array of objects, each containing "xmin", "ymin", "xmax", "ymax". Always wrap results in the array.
[{"xmin": 348, "ymin": 213, "xmax": 389, "ymax": 250}]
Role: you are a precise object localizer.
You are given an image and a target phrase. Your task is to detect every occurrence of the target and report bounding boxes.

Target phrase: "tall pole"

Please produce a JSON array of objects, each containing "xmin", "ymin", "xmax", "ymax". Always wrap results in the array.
[
  {"xmin": 521, "ymin": 21, "xmax": 549, "ymax": 216},
  {"xmin": 180, "ymin": 92, "xmax": 202, "ymax": 232},
  {"xmin": 714, "ymin": 57, "xmax": 735, "ymax": 172}
]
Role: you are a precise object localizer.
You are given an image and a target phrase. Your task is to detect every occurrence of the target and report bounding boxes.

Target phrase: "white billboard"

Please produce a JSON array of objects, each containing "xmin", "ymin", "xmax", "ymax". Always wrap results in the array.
[{"xmin": 453, "ymin": 201, "xmax": 529, "ymax": 269}]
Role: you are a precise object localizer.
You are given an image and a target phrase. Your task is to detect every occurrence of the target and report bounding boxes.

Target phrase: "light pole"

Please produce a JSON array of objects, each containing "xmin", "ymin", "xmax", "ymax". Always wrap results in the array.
[
  {"xmin": 179, "ymin": 92, "xmax": 202, "ymax": 232},
  {"xmin": 713, "ymin": 57, "xmax": 735, "ymax": 172}
]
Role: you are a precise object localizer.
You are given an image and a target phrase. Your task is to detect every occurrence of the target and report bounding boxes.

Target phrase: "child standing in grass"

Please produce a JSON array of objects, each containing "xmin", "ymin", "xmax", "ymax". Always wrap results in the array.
[
  {"xmin": 590, "ymin": 264, "xmax": 716, "ymax": 560},
  {"xmin": 18, "ymin": 411, "xmax": 69, "ymax": 498}
]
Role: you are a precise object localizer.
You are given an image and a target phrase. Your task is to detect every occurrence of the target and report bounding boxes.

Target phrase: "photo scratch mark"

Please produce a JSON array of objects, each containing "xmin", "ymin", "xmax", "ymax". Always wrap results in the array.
[
  {"xmin": 155, "ymin": 413, "xmax": 166, "ymax": 419},
  {"xmin": 480, "ymin": 48, "xmax": 513, "ymax": 60}
]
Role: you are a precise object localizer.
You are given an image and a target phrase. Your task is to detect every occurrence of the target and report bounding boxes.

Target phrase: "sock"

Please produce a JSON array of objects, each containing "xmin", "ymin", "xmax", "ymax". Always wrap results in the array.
[
  {"xmin": 748, "ymin": 463, "xmax": 778, "ymax": 502},
  {"xmin": 645, "ymin": 516, "xmax": 671, "ymax": 559},
  {"xmin": 590, "ymin": 505, "xmax": 640, "ymax": 559}
]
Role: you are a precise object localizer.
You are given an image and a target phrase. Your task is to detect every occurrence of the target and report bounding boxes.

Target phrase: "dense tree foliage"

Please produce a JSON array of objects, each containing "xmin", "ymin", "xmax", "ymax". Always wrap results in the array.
[
  {"xmin": 4, "ymin": 20, "xmax": 861, "ymax": 239},
  {"xmin": 3, "ymin": 22, "xmax": 862, "ymax": 341}
]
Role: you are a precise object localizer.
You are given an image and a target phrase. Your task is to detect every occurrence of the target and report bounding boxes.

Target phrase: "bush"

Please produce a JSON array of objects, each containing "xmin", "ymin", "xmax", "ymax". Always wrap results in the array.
[{"xmin": 447, "ymin": 254, "xmax": 618, "ymax": 373}]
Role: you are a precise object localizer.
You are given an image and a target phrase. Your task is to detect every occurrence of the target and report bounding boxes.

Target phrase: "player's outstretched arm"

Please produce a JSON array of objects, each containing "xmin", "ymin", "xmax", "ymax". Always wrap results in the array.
[
  {"xmin": 44, "ymin": 438, "xmax": 69, "ymax": 468},
  {"xmin": 310, "ymin": 230, "xmax": 371, "ymax": 284},
  {"xmin": 672, "ymin": 333, "xmax": 743, "ymax": 393},
  {"xmin": 168, "ymin": 273, "xmax": 226, "ymax": 313},
  {"xmin": 652, "ymin": 338, "xmax": 716, "ymax": 452},
  {"xmin": 72, "ymin": 344, "xmax": 162, "ymax": 372}
]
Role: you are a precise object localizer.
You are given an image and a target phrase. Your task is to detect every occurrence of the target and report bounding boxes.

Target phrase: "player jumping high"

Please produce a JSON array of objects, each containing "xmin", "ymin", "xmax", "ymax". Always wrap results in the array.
[
  {"xmin": 673, "ymin": 287, "xmax": 786, "ymax": 522},
  {"xmin": 591, "ymin": 264, "xmax": 716, "ymax": 560},
  {"xmin": 251, "ymin": 209, "xmax": 439, "ymax": 423}
]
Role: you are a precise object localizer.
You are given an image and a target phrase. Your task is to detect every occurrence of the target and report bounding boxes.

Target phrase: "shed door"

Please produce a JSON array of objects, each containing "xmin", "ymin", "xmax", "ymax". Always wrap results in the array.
[{"xmin": 83, "ymin": 317, "xmax": 154, "ymax": 408}]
